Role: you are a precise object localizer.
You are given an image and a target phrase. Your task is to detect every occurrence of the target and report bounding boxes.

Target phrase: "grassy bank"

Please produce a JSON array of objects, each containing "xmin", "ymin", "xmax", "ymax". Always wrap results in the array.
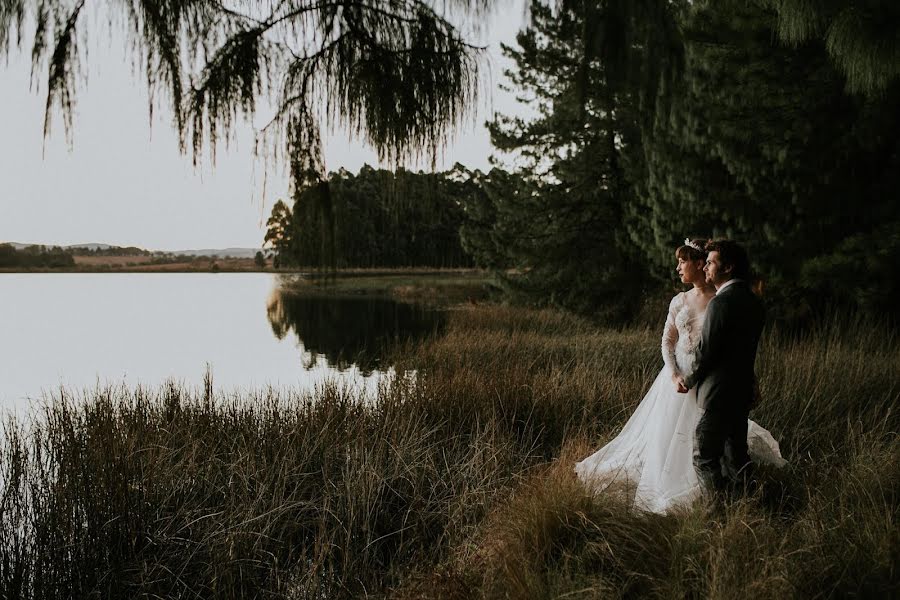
[
  {"xmin": 0, "ymin": 306, "xmax": 897, "ymax": 598},
  {"xmin": 277, "ymin": 269, "xmax": 498, "ymax": 306}
]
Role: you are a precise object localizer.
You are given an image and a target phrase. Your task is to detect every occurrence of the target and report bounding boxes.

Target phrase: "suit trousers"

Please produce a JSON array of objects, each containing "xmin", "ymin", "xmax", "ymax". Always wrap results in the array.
[{"xmin": 693, "ymin": 404, "xmax": 752, "ymax": 494}]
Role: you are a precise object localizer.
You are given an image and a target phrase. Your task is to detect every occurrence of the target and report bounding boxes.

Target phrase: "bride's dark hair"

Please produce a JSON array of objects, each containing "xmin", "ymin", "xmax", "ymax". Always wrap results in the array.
[{"xmin": 675, "ymin": 238, "xmax": 708, "ymax": 262}]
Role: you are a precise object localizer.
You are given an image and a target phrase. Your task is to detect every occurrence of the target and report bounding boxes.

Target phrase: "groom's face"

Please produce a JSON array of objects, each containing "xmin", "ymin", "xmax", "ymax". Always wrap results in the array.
[{"xmin": 704, "ymin": 251, "xmax": 731, "ymax": 287}]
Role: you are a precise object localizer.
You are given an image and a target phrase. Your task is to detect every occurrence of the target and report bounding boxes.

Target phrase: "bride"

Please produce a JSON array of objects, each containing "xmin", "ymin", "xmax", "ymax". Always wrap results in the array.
[{"xmin": 575, "ymin": 238, "xmax": 785, "ymax": 513}]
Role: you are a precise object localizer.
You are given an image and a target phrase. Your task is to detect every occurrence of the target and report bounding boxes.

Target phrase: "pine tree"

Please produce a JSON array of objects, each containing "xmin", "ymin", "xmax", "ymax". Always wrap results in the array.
[
  {"xmin": 263, "ymin": 200, "xmax": 296, "ymax": 268},
  {"xmin": 473, "ymin": 0, "xmax": 650, "ymax": 317}
]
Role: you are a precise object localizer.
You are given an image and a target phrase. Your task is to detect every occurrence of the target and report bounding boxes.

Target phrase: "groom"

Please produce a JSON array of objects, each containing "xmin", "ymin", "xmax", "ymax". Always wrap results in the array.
[{"xmin": 681, "ymin": 239, "xmax": 765, "ymax": 495}]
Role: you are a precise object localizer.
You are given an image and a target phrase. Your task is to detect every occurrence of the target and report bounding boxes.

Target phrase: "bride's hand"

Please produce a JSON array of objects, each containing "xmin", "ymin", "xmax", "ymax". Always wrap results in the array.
[{"xmin": 672, "ymin": 374, "xmax": 688, "ymax": 393}]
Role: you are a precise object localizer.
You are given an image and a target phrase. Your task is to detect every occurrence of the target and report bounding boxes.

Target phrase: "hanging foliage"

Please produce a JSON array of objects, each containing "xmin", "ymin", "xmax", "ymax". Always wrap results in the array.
[{"xmin": 2, "ymin": 0, "xmax": 490, "ymax": 191}]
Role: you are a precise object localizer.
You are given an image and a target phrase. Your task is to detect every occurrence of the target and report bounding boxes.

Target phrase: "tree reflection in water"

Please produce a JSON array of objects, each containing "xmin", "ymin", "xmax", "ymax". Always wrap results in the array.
[{"xmin": 265, "ymin": 290, "xmax": 445, "ymax": 373}]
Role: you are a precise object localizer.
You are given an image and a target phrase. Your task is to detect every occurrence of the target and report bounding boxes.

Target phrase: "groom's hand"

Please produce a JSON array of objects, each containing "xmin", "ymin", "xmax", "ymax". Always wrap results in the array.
[{"xmin": 674, "ymin": 375, "xmax": 688, "ymax": 394}]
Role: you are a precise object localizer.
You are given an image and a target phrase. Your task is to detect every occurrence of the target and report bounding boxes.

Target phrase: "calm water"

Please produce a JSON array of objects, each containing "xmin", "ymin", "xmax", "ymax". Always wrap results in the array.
[{"xmin": 0, "ymin": 273, "xmax": 443, "ymax": 412}]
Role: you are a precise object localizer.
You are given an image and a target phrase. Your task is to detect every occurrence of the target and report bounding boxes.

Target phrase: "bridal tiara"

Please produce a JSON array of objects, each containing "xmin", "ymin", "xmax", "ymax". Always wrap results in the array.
[{"xmin": 684, "ymin": 238, "xmax": 704, "ymax": 253}]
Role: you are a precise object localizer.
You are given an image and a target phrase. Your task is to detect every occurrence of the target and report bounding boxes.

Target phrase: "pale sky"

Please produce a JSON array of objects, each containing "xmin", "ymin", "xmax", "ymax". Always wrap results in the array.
[{"xmin": 0, "ymin": 2, "xmax": 527, "ymax": 250}]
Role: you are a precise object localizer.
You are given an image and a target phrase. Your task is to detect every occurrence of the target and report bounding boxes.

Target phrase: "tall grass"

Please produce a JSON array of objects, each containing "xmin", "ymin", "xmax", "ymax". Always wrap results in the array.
[{"xmin": 1, "ymin": 305, "xmax": 897, "ymax": 598}]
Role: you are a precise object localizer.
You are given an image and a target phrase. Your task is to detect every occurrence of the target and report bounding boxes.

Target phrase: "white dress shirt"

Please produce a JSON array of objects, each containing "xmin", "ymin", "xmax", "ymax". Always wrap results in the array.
[{"xmin": 716, "ymin": 278, "xmax": 743, "ymax": 295}]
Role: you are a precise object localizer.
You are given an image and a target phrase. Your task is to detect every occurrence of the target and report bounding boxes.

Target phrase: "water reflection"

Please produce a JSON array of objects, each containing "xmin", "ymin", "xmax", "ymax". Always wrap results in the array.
[{"xmin": 265, "ymin": 290, "xmax": 445, "ymax": 373}]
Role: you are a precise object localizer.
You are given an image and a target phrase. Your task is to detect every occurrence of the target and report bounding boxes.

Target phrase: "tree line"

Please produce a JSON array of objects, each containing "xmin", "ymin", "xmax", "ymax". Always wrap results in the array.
[
  {"xmin": 0, "ymin": 244, "xmax": 75, "ymax": 268},
  {"xmin": 73, "ymin": 246, "xmax": 154, "ymax": 256},
  {"xmin": 265, "ymin": 165, "xmax": 476, "ymax": 269}
]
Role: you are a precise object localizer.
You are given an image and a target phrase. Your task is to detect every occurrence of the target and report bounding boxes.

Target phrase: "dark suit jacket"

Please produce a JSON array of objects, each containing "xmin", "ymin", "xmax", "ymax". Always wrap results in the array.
[{"xmin": 685, "ymin": 280, "xmax": 764, "ymax": 411}]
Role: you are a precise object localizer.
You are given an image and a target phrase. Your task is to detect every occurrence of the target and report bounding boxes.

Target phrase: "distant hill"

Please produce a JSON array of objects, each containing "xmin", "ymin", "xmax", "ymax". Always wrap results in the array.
[
  {"xmin": 1, "ymin": 242, "xmax": 262, "ymax": 258},
  {"xmin": 4, "ymin": 241, "xmax": 118, "ymax": 251}
]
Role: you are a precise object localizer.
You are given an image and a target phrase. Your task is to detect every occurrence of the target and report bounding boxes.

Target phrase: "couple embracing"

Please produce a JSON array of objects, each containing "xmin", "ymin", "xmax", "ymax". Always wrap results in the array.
[{"xmin": 575, "ymin": 239, "xmax": 786, "ymax": 513}]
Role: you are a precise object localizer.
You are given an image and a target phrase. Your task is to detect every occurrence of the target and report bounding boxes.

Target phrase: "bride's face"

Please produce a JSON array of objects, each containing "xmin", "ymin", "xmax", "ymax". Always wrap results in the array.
[{"xmin": 676, "ymin": 257, "xmax": 705, "ymax": 285}]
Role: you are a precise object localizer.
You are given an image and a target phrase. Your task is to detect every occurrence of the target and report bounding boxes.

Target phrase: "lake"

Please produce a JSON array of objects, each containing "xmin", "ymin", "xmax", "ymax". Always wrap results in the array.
[{"xmin": 0, "ymin": 273, "xmax": 444, "ymax": 412}]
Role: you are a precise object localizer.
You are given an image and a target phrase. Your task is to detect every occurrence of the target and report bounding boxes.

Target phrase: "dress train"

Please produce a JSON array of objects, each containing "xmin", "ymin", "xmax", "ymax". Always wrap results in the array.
[{"xmin": 575, "ymin": 364, "xmax": 786, "ymax": 514}]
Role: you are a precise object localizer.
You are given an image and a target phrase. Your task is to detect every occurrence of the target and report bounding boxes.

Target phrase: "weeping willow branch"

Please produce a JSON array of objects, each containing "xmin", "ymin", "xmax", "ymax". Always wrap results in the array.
[
  {"xmin": 0, "ymin": 0, "xmax": 27, "ymax": 55},
  {"xmin": 42, "ymin": 0, "xmax": 84, "ymax": 145},
  {"xmin": 2, "ymin": 0, "xmax": 492, "ymax": 196}
]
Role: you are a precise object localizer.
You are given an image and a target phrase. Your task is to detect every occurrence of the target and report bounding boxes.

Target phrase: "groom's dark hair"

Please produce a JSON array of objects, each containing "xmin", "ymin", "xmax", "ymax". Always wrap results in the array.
[{"xmin": 705, "ymin": 239, "xmax": 752, "ymax": 280}]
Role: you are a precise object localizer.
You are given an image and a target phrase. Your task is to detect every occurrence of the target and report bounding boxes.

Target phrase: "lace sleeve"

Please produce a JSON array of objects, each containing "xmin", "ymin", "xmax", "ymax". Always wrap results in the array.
[{"xmin": 661, "ymin": 293, "xmax": 682, "ymax": 376}]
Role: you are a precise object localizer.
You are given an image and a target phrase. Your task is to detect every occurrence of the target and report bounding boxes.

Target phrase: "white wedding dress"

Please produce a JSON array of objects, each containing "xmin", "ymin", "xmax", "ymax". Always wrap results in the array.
[{"xmin": 575, "ymin": 292, "xmax": 786, "ymax": 513}]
